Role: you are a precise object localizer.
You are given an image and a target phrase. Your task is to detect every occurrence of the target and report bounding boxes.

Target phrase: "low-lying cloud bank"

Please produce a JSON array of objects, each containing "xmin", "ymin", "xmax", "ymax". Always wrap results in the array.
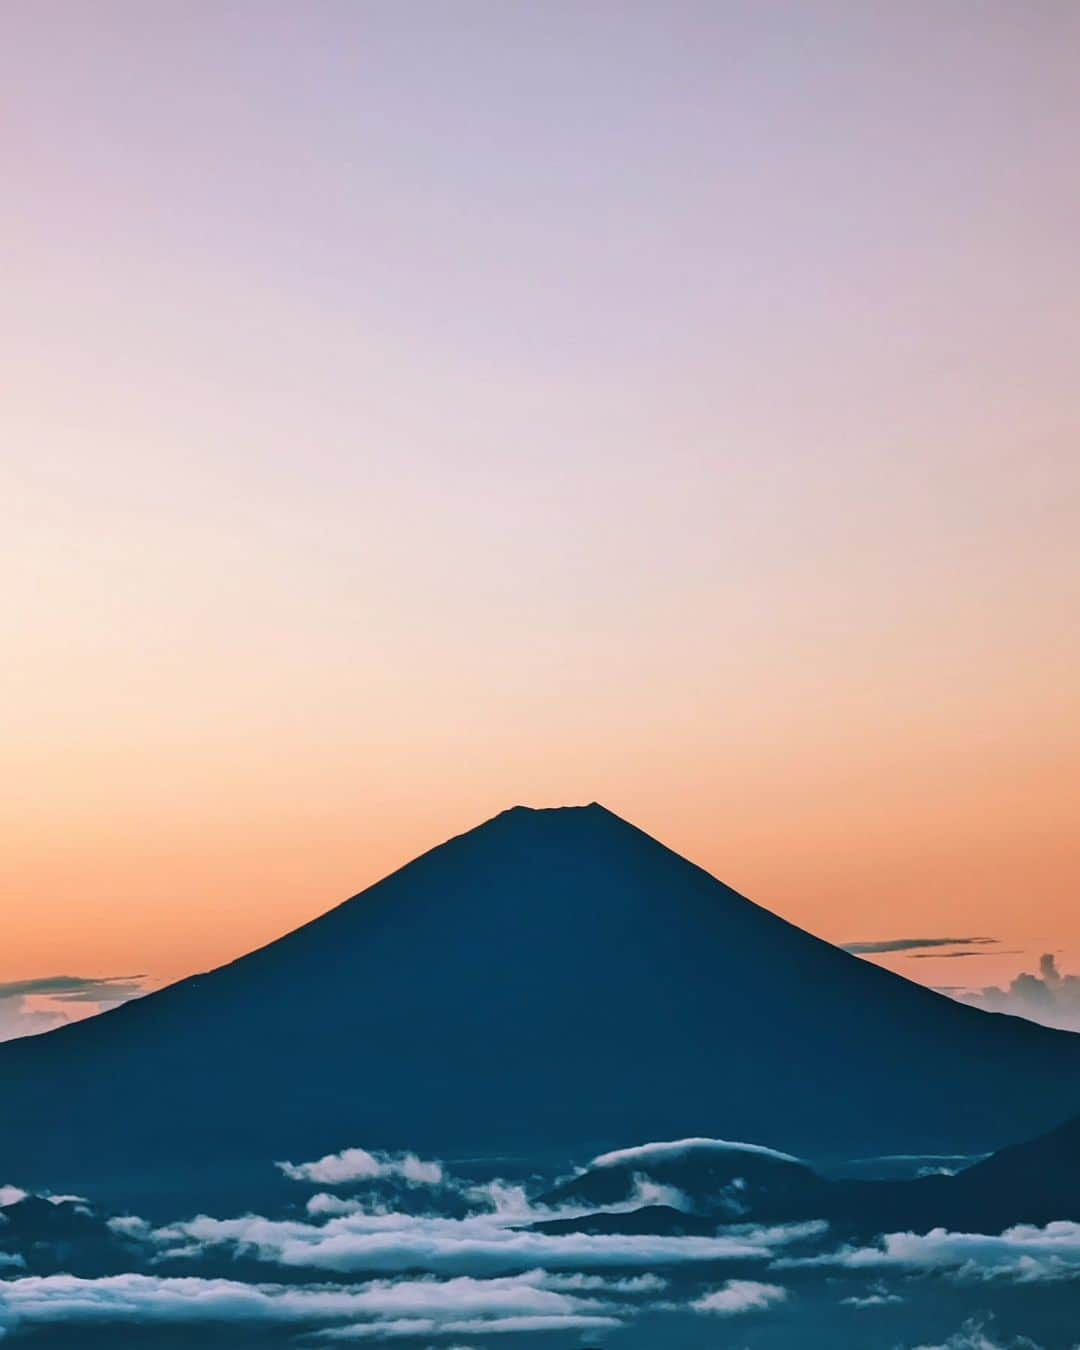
[
  {"xmin": 950, "ymin": 955, "xmax": 1080, "ymax": 1034},
  {"xmin": 3, "ymin": 1140, "xmax": 1079, "ymax": 1343},
  {"xmin": 0, "ymin": 1272, "xmax": 625, "ymax": 1339},
  {"xmin": 0, "ymin": 975, "xmax": 147, "ymax": 1043},
  {"xmin": 842, "ymin": 939, "xmax": 1080, "ymax": 1034},
  {"xmin": 784, "ymin": 1220, "xmax": 1080, "ymax": 1282},
  {"xmin": 912, "ymin": 1316, "xmax": 1049, "ymax": 1349},
  {"xmin": 150, "ymin": 1206, "xmax": 822, "ymax": 1276}
]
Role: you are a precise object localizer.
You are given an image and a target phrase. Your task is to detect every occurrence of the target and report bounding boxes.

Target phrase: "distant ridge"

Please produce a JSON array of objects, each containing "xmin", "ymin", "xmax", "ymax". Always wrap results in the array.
[{"xmin": 2, "ymin": 802, "xmax": 1078, "ymax": 1200}]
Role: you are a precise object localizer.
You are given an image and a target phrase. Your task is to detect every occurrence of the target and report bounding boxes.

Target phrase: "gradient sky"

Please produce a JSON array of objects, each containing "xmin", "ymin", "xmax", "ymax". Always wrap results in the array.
[{"xmin": 3, "ymin": 2, "xmax": 1078, "ymax": 1004}]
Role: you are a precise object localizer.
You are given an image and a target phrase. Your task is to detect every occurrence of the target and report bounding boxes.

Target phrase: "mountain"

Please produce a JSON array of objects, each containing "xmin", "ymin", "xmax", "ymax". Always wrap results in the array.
[
  {"xmin": 530, "ymin": 1124, "xmax": 1080, "ymax": 1237},
  {"xmin": 915, "ymin": 1109, "xmax": 1080, "ymax": 1230},
  {"xmin": 538, "ymin": 1138, "xmax": 832, "ymax": 1217},
  {"xmin": 2, "ymin": 803, "xmax": 1079, "ymax": 1203}
]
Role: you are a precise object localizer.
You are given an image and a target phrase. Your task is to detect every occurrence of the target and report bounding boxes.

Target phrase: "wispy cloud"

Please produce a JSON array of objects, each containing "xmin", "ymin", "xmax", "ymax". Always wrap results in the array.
[
  {"xmin": 907, "ymin": 950, "xmax": 1020, "ymax": 960},
  {"xmin": 841, "ymin": 938, "xmax": 997, "ymax": 956}
]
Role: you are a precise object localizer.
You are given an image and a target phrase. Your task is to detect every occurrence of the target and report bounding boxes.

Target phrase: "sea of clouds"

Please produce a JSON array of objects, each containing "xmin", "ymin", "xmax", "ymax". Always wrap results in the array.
[{"xmin": 1, "ymin": 1141, "xmax": 1078, "ymax": 1346}]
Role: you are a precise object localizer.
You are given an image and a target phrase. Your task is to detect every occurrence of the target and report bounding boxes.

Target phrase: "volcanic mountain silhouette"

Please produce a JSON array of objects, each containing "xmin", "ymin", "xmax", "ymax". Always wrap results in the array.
[{"xmin": 3, "ymin": 804, "xmax": 1079, "ymax": 1198}]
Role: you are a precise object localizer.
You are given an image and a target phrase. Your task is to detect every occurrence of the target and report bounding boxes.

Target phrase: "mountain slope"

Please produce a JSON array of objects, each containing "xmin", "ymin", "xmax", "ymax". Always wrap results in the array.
[{"xmin": 2, "ymin": 803, "xmax": 1078, "ymax": 1199}]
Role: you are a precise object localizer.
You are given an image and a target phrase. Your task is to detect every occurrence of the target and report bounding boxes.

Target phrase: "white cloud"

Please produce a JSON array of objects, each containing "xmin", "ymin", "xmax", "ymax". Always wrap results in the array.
[
  {"xmin": 625, "ymin": 1177, "xmax": 691, "ymax": 1211},
  {"xmin": 950, "ymin": 954, "xmax": 1080, "ymax": 1033},
  {"xmin": 692, "ymin": 1280, "xmax": 788, "ymax": 1316},
  {"xmin": 0, "ymin": 1272, "xmax": 617, "ymax": 1338},
  {"xmin": 783, "ymin": 1221, "xmax": 1080, "ymax": 1282},
  {"xmin": 0, "ymin": 976, "xmax": 148, "ymax": 1043},
  {"xmin": 318, "ymin": 1313, "xmax": 623, "ymax": 1339},
  {"xmin": 107, "ymin": 1215, "xmax": 154, "ymax": 1238},
  {"xmin": 541, "ymin": 1273, "xmax": 667, "ymax": 1293},
  {"xmin": 588, "ymin": 1137, "xmax": 800, "ymax": 1169},
  {"xmin": 911, "ymin": 1317, "xmax": 1044, "ymax": 1349},
  {"xmin": 0, "ymin": 1002, "xmax": 69, "ymax": 1042},
  {"xmin": 841, "ymin": 1290, "xmax": 902, "ymax": 1307},
  {"xmin": 0, "ymin": 1188, "xmax": 28, "ymax": 1209},
  {"xmin": 315, "ymin": 1318, "xmax": 440, "ymax": 1339},
  {"xmin": 439, "ymin": 1314, "xmax": 621, "ymax": 1335},
  {"xmin": 277, "ymin": 1147, "xmax": 444, "ymax": 1188},
  {"xmin": 149, "ymin": 1203, "xmax": 823, "ymax": 1276}
]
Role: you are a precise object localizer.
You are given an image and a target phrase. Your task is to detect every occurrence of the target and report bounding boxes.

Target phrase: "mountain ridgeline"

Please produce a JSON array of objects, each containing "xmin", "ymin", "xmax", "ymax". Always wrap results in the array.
[{"xmin": 2, "ymin": 804, "xmax": 1078, "ymax": 1199}]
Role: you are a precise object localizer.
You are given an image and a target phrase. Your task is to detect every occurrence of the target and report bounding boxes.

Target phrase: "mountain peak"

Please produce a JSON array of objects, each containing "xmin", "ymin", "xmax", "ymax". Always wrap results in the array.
[
  {"xmin": 495, "ymin": 801, "xmax": 613, "ymax": 820},
  {"xmin": 1, "ymin": 804, "xmax": 1078, "ymax": 1199}
]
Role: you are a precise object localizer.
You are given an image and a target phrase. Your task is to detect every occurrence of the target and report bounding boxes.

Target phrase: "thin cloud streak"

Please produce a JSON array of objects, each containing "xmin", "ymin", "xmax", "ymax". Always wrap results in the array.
[{"xmin": 841, "ymin": 938, "xmax": 997, "ymax": 956}]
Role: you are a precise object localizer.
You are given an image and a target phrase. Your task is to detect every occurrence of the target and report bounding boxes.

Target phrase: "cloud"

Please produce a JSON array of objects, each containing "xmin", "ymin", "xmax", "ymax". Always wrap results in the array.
[
  {"xmin": 539, "ymin": 1273, "xmax": 666, "ymax": 1293},
  {"xmin": 0, "ymin": 1153, "xmax": 816, "ymax": 1340},
  {"xmin": 840, "ymin": 1285, "xmax": 903, "ymax": 1308},
  {"xmin": 429, "ymin": 1313, "xmax": 621, "ymax": 1335},
  {"xmin": 781, "ymin": 1221, "xmax": 1080, "ymax": 1282},
  {"xmin": 146, "ymin": 1154, "xmax": 825, "ymax": 1278},
  {"xmin": 277, "ymin": 1147, "xmax": 444, "ymax": 1188},
  {"xmin": 0, "ymin": 975, "xmax": 147, "ymax": 1043},
  {"xmin": 0, "ymin": 1272, "xmax": 620, "ymax": 1338},
  {"xmin": 150, "ymin": 1204, "xmax": 822, "ymax": 1276},
  {"xmin": 949, "ymin": 954, "xmax": 1080, "ymax": 1033},
  {"xmin": 317, "ymin": 1313, "xmax": 623, "ymax": 1339},
  {"xmin": 0, "ymin": 975, "xmax": 146, "ymax": 1003},
  {"xmin": 911, "ymin": 1316, "xmax": 1044, "ymax": 1349},
  {"xmin": 841, "ymin": 938, "xmax": 997, "ymax": 956},
  {"xmin": 624, "ymin": 1177, "xmax": 692, "ymax": 1211},
  {"xmin": 692, "ymin": 1280, "xmax": 787, "ymax": 1316},
  {"xmin": 588, "ymin": 1138, "xmax": 800, "ymax": 1168},
  {"xmin": 0, "ymin": 1184, "xmax": 88, "ymax": 1212},
  {"xmin": 907, "ymin": 951, "xmax": 1019, "ymax": 960}
]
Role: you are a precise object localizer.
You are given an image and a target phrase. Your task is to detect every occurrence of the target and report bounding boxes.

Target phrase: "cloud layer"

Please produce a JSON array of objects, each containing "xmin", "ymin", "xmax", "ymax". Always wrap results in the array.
[
  {"xmin": 951, "ymin": 955, "xmax": 1080, "ymax": 1033},
  {"xmin": 0, "ymin": 1271, "xmax": 622, "ymax": 1340},
  {"xmin": 785, "ymin": 1220, "xmax": 1080, "ymax": 1282},
  {"xmin": 0, "ymin": 975, "xmax": 147, "ymax": 1043},
  {"xmin": 3, "ymin": 1139, "xmax": 1078, "ymax": 1344},
  {"xmin": 150, "ymin": 1206, "xmax": 820, "ymax": 1276}
]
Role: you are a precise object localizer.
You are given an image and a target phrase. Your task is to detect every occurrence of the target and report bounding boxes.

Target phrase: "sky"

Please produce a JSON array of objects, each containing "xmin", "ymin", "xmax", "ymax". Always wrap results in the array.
[{"xmin": 2, "ymin": 2, "xmax": 1078, "ymax": 1028}]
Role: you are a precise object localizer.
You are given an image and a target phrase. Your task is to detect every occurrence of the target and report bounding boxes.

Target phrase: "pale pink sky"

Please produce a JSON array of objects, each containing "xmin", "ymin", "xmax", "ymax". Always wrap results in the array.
[{"xmin": 2, "ymin": 3, "xmax": 1077, "ymax": 1008}]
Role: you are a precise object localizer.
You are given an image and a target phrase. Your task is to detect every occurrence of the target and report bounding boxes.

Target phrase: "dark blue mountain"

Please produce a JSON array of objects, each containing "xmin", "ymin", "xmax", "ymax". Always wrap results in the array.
[{"xmin": 1, "ymin": 803, "xmax": 1078, "ymax": 1203}]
